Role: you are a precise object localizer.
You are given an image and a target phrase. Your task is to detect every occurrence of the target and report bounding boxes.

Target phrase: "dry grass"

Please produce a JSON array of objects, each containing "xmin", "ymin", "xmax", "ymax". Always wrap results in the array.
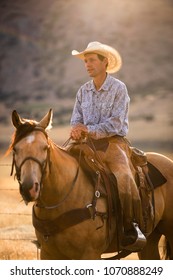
[
  {"xmin": 0, "ymin": 228, "xmax": 37, "ymax": 260},
  {"xmin": 0, "ymin": 154, "xmax": 37, "ymax": 259}
]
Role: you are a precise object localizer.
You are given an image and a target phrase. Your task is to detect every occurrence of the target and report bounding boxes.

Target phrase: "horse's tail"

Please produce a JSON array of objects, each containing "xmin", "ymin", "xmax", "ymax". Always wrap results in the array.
[{"xmin": 162, "ymin": 236, "xmax": 171, "ymax": 259}]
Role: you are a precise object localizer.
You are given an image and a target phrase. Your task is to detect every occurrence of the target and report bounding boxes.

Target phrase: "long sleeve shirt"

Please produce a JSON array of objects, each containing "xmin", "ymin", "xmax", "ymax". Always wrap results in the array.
[{"xmin": 70, "ymin": 74, "xmax": 130, "ymax": 139}]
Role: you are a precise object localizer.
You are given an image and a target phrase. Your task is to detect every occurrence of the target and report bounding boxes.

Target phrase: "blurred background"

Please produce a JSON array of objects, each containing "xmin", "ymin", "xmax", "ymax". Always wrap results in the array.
[{"xmin": 0, "ymin": 0, "xmax": 173, "ymax": 152}]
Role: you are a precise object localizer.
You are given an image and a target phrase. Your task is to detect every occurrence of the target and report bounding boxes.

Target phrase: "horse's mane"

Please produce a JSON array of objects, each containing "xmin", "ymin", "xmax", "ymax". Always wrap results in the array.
[{"xmin": 6, "ymin": 120, "xmax": 41, "ymax": 155}]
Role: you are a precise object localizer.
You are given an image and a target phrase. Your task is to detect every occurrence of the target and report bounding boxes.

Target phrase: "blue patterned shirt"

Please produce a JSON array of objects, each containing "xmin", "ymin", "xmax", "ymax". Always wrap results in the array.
[{"xmin": 70, "ymin": 74, "xmax": 130, "ymax": 139}]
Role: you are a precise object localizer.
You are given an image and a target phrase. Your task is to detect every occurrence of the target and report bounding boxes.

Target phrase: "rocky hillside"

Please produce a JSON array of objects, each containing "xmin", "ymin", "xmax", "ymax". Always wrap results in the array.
[{"xmin": 0, "ymin": 0, "xmax": 173, "ymax": 125}]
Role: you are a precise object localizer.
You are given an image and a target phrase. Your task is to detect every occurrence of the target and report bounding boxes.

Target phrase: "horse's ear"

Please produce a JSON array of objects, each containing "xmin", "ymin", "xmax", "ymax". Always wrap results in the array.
[
  {"xmin": 38, "ymin": 109, "xmax": 53, "ymax": 129},
  {"xmin": 12, "ymin": 110, "xmax": 24, "ymax": 128}
]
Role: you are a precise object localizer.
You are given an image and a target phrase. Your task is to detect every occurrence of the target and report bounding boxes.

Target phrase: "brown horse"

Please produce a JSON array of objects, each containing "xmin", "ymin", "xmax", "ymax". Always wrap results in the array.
[{"xmin": 7, "ymin": 109, "xmax": 173, "ymax": 259}]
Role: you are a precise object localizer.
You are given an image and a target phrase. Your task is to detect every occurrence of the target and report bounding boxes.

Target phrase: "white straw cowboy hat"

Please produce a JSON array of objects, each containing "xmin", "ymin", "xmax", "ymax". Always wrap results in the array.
[{"xmin": 72, "ymin": 41, "xmax": 122, "ymax": 73}]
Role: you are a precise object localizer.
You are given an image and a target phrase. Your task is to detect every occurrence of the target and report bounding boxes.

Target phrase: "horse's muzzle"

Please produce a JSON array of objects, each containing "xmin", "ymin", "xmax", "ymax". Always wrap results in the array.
[{"xmin": 20, "ymin": 180, "xmax": 40, "ymax": 203}]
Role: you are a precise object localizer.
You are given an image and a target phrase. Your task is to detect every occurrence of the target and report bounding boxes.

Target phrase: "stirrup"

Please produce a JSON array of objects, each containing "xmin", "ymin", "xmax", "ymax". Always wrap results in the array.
[{"xmin": 121, "ymin": 222, "xmax": 147, "ymax": 252}]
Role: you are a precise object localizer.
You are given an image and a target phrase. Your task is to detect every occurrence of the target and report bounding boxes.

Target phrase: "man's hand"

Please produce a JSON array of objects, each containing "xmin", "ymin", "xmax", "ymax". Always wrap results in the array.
[{"xmin": 70, "ymin": 124, "xmax": 88, "ymax": 141}]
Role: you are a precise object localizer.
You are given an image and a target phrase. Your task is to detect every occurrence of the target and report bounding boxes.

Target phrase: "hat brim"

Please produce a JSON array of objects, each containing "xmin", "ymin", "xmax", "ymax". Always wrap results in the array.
[{"xmin": 72, "ymin": 45, "xmax": 122, "ymax": 73}]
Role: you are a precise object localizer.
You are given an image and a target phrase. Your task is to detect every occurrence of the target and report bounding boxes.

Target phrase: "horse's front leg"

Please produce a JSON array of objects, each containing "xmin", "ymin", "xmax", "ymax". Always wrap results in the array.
[
  {"xmin": 138, "ymin": 229, "xmax": 162, "ymax": 260},
  {"xmin": 40, "ymin": 248, "xmax": 71, "ymax": 260}
]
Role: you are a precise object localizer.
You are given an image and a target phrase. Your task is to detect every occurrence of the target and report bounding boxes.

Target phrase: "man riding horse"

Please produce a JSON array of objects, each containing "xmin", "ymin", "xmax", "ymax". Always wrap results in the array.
[{"xmin": 70, "ymin": 41, "xmax": 146, "ymax": 251}]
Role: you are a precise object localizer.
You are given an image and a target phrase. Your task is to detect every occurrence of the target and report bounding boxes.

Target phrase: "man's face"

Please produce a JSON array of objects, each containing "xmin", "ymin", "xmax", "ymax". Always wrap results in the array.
[{"xmin": 84, "ymin": 53, "xmax": 108, "ymax": 78}]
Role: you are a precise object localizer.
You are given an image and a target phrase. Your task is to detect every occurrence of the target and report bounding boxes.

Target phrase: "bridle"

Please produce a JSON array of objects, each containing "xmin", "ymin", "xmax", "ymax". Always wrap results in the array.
[
  {"xmin": 10, "ymin": 126, "xmax": 79, "ymax": 209},
  {"xmin": 10, "ymin": 127, "xmax": 51, "ymax": 186},
  {"xmin": 11, "ymin": 155, "xmax": 49, "ymax": 183}
]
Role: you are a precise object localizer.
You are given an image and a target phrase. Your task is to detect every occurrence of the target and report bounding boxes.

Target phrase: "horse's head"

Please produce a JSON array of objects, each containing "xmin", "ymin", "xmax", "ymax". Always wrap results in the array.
[{"xmin": 10, "ymin": 109, "xmax": 53, "ymax": 204}]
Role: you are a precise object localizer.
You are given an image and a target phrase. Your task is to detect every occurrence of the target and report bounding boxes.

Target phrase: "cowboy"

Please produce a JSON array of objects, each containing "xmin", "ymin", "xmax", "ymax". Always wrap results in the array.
[{"xmin": 70, "ymin": 41, "xmax": 146, "ymax": 251}]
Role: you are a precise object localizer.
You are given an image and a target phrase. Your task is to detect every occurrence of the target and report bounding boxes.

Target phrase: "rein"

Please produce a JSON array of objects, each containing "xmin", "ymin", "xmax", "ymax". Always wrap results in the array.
[{"xmin": 36, "ymin": 166, "xmax": 79, "ymax": 209}]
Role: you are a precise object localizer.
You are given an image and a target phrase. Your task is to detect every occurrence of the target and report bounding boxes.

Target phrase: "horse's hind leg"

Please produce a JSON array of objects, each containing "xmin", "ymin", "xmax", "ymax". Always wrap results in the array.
[
  {"xmin": 157, "ymin": 219, "xmax": 173, "ymax": 259},
  {"xmin": 166, "ymin": 240, "xmax": 173, "ymax": 260},
  {"xmin": 138, "ymin": 229, "xmax": 162, "ymax": 260},
  {"xmin": 162, "ymin": 234, "xmax": 173, "ymax": 259}
]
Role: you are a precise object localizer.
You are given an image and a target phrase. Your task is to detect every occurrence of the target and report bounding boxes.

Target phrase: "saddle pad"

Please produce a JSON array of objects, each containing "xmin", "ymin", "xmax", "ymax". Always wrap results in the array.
[{"xmin": 147, "ymin": 161, "xmax": 167, "ymax": 188}]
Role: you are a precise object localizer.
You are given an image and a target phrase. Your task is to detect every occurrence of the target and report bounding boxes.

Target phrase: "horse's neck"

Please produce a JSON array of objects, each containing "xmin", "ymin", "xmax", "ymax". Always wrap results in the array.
[
  {"xmin": 41, "ymin": 143, "xmax": 79, "ymax": 204},
  {"xmin": 51, "ymin": 144, "xmax": 78, "ymax": 182}
]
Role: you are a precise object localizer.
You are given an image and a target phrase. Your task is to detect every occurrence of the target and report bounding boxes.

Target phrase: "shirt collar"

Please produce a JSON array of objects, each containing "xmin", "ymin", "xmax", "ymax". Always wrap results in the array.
[{"xmin": 87, "ymin": 74, "xmax": 112, "ymax": 92}]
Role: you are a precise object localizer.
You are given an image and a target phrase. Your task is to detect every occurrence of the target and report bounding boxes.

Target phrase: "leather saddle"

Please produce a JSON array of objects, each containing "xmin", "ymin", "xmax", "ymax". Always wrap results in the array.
[
  {"xmin": 67, "ymin": 138, "xmax": 167, "ymax": 229},
  {"xmin": 67, "ymin": 139, "xmax": 166, "ymax": 190}
]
